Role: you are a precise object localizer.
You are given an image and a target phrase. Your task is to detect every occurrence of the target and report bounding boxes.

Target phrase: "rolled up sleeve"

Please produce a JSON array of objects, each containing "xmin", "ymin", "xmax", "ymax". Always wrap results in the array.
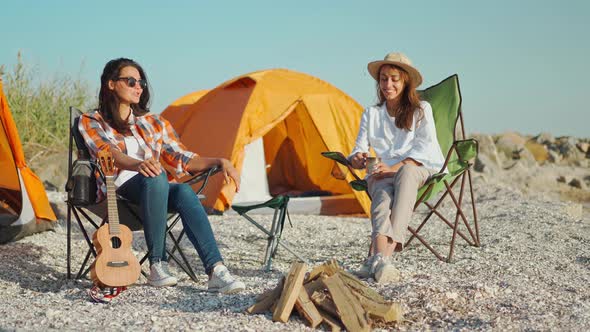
[{"xmin": 78, "ymin": 114, "xmax": 122, "ymax": 158}]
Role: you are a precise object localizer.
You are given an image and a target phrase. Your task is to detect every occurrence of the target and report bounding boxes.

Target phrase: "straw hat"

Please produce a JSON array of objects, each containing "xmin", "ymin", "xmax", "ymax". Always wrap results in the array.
[{"xmin": 367, "ymin": 52, "xmax": 423, "ymax": 87}]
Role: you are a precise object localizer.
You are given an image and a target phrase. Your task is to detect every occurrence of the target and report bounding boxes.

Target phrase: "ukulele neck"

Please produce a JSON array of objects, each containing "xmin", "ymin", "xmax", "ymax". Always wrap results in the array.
[{"xmin": 105, "ymin": 176, "xmax": 120, "ymax": 235}]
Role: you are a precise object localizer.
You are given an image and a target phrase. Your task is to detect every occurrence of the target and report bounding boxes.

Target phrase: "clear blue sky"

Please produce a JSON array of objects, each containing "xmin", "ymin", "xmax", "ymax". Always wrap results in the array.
[{"xmin": 1, "ymin": 0, "xmax": 588, "ymax": 137}]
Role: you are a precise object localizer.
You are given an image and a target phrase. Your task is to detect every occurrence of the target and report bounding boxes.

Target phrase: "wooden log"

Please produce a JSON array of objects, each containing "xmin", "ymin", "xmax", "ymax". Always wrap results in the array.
[
  {"xmin": 303, "ymin": 278, "xmax": 326, "ymax": 295},
  {"xmin": 270, "ymin": 301, "xmax": 278, "ymax": 313},
  {"xmin": 310, "ymin": 284, "xmax": 343, "ymax": 331},
  {"xmin": 337, "ymin": 271, "xmax": 402, "ymax": 322},
  {"xmin": 295, "ymin": 287, "xmax": 323, "ymax": 328},
  {"xmin": 325, "ymin": 258, "xmax": 341, "ymax": 271},
  {"xmin": 318, "ymin": 309, "xmax": 343, "ymax": 332},
  {"xmin": 307, "ymin": 265, "xmax": 328, "ymax": 282},
  {"xmin": 246, "ymin": 277, "xmax": 285, "ymax": 314},
  {"xmin": 323, "ymin": 274, "xmax": 370, "ymax": 332},
  {"xmin": 272, "ymin": 262, "xmax": 307, "ymax": 323},
  {"xmin": 353, "ymin": 293, "xmax": 403, "ymax": 323},
  {"xmin": 310, "ymin": 291, "xmax": 339, "ymax": 318},
  {"xmin": 307, "ymin": 259, "xmax": 340, "ymax": 281},
  {"xmin": 338, "ymin": 270, "xmax": 385, "ymax": 303}
]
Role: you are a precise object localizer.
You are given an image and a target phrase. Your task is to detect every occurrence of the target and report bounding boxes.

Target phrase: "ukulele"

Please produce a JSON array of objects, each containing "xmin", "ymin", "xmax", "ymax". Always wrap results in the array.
[{"xmin": 90, "ymin": 148, "xmax": 141, "ymax": 287}]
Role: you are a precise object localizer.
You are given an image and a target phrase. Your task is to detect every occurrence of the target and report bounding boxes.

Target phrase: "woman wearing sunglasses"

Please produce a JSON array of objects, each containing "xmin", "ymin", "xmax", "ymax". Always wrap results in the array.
[{"xmin": 78, "ymin": 58, "xmax": 245, "ymax": 294}]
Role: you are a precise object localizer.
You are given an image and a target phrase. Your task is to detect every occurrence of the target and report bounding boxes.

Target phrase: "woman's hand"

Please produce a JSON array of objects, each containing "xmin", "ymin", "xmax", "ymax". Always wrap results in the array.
[
  {"xmin": 371, "ymin": 162, "xmax": 397, "ymax": 179},
  {"xmin": 137, "ymin": 158, "xmax": 162, "ymax": 177},
  {"xmin": 350, "ymin": 152, "xmax": 369, "ymax": 169},
  {"xmin": 220, "ymin": 158, "xmax": 241, "ymax": 193}
]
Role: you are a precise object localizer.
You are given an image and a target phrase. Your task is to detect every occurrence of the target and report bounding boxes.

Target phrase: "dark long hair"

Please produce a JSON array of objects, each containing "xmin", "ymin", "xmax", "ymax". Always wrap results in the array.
[
  {"xmin": 98, "ymin": 58, "xmax": 151, "ymax": 133},
  {"xmin": 375, "ymin": 64, "xmax": 422, "ymax": 131}
]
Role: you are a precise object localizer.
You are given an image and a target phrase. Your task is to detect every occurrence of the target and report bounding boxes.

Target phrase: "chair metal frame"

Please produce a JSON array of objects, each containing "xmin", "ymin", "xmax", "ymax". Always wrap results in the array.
[
  {"xmin": 65, "ymin": 107, "xmax": 220, "ymax": 281},
  {"xmin": 322, "ymin": 75, "xmax": 480, "ymax": 262},
  {"xmin": 232, "ymin": 195, "xmax": 308, "ymax": 271}
]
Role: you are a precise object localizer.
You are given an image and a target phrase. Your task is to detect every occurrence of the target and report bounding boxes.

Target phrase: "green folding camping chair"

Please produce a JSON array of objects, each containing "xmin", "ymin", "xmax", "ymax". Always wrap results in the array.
[
  {"xmin": 231, "ymin": 195, "xmax": 309, "ymax": 271},
  {"xmin": 322, "ymin": 74, "xmax": 479, "ymax": 262}
]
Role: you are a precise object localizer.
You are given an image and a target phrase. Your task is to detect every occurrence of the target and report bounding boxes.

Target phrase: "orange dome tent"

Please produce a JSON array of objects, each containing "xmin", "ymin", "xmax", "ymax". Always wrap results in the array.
[
  {"xmin": 0, "ymin": 79, "xmax": 56, "ymax": 243},
  {"xmin": 162, "ymin": 69, "xmax": 370, "ymax": 215},
  {"xmin": 159, "ymin": 89, "xmax": 209, "ymax": 126}
]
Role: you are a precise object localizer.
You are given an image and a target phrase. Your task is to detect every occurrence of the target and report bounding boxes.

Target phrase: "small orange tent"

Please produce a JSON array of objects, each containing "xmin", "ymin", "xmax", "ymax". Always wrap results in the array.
[
  {"xmin": 0, "ymin": 79, "xmax": 56, "ymax": 243},
  {"xmin": 162, "ymin": 69, "xmax": 371, "ymax": 215}
]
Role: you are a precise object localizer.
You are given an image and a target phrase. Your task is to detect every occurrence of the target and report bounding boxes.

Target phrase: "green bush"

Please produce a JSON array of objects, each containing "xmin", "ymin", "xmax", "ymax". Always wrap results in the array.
[{"xmin": 1, "ymin": 52, "xmax": 95, "ymax": 159}]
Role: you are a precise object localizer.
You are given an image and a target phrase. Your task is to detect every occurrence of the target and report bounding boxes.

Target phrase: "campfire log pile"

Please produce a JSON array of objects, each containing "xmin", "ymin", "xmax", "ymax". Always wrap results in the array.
[{"xmin": 247, "ymin": 260, "xmax": 403, "ymax": 331}]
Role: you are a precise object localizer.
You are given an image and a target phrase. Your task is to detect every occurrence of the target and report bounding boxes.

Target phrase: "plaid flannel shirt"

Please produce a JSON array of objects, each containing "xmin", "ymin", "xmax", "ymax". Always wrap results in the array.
[{"xmin": 78, "ymin": 110, "xmax": 196, "ymax": 202}]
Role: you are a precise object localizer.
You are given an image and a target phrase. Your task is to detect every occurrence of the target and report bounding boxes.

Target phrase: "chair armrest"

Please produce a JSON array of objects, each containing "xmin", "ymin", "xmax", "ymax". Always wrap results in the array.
[
  {"xmin": 322, "ymin": 151, "xmax": 365, "ymax": 183},
  {"xmin": 321, "ymin": 151, "xmax": 352, "ymax": 166},
  {"xmin": 182, "ymin": 165, "xmax": 222, "ymax": 195},
  {"xmin": 349, "ymin": 179, "xmax": 368, "ymax": 192},
  {"xmin": 429, "ymin": 172, "xmax": 447, "ymax": 182}
]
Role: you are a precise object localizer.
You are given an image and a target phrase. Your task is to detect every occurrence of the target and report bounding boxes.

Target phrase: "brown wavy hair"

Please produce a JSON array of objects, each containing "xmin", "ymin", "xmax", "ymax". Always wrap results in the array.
[
  {"xmin": 98, "ymin": 58, "xmax": 150, "ymax": 134},
  {"xmin": 375, "ymin": 64, "xmax": 423, "ymax": 131}
]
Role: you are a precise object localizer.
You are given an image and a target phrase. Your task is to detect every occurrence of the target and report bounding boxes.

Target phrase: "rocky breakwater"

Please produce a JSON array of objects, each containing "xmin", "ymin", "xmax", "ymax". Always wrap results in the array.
[{"xmin": 470, "ymin": 132, "xmax": 590, "ymax": 220}]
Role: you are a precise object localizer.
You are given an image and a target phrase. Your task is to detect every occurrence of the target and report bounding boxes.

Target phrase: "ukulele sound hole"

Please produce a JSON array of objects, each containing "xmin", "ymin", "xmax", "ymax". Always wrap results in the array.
[{"xmin": 110, "ymin": 236, "xmax": 122, "ymax": 249}]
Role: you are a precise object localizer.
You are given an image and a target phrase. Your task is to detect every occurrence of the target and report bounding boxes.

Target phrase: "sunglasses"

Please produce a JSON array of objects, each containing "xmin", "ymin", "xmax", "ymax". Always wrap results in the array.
[{"xmin": 115, "ymin": 77, "xmax": 148, "ymax": 89}]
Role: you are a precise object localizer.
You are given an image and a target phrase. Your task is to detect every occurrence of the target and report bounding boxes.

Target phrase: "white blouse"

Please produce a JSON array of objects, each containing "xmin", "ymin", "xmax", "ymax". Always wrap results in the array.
[
  {"xmin": 114, "ymin": 136, "xmax": 146, "ymax": 189},
  {"xmin": 349, "ymin": 101, "xmax": 446, "ymax": 173}
]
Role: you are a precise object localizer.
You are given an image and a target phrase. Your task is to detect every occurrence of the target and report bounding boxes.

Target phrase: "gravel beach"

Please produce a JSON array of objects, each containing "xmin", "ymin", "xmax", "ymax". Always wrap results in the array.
[{"xmin": 0, "ymin": 180, "xmax": 589, "ymax": 331}]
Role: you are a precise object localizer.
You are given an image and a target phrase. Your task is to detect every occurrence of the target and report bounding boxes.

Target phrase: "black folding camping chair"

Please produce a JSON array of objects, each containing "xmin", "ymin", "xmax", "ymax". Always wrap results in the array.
[{"xmin": 65, "ymin": 107, "xmax": 221, "ymax": 281}]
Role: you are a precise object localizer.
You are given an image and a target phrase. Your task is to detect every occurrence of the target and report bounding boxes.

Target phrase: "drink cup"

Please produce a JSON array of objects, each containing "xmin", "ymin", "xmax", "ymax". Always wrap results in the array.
[{"xmin": 366, "ymin": 157, "xmax": 381, "ymax": 175}]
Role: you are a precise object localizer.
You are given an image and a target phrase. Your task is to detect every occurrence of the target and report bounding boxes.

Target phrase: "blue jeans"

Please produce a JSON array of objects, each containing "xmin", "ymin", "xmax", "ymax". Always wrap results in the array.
[{"xmin": 116, "ymin": 172, "xmax": 223, "ymax": 274}]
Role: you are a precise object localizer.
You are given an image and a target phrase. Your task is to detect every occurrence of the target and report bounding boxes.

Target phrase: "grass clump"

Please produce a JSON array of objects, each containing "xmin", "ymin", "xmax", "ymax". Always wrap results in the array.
[{"xmin": 1, "ymin": 52, "xmax": 95, "ymax": 161}]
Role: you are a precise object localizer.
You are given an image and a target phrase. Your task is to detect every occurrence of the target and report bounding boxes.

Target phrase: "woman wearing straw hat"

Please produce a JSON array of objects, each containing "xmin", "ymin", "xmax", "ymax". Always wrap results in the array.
[{"xmin": 348, "ymin": 52, "xmax": 446, "ymax": 283}]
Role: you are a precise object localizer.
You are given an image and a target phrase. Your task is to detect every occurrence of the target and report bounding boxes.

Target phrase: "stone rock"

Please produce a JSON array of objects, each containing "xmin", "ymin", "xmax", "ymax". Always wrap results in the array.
[
  {"xmin": 471, "ymin": 134, "xmax": 502, "ymax": 173},
  {"xmin": 556, "ymin": 175, "xmax": 567, "ymax": 183},
  {"xmin": 568, "ymin": 178, "xmax": 587, "ymax": 190},
  {"xmin": 495, "ymin": 132, "xmax": 537, "ymax": 167},
  {"xmin": 547, "ymin": 150, "xmax": 562, "ymax": 163},
  {"xmin": 577, "ymin": 142, "xmax": 589, "ymax": 154},
  {"xmin": 473, "ymin": 134, "xmax": 502, "ymax": 161},
  {"xmin": 29, "ymin": 151, "xmax": 69, "ymax": 193},
  {"xmin": 514, "ymin": 148, "xmax": 537, "ymax": 167},
  {"xmin": 46, "ymin": 191, "xmax": 68, "ymax": 221},
  {"xmin": 524, "ymin": 141, "xmax": 549, "ymax": 164},
  {"xmin": 555, "ymin": 137, "xmax": 585, "ymax": 163},
  {"xmin": 475, "ymin": 154, "xmax": 501, "ymax": 174},
  {"xmin": 497, "ymin": 132, "xmax": 526, "ymax": 147},
  {"xmin": 533, "ymin": 132, "xmax": 555, "ymax": 145}
]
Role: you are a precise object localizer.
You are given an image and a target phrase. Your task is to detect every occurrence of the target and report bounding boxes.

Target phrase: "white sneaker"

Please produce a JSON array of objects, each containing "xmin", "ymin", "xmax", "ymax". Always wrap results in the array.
[
  {"xmin": 207, "ymin": 265, "xmax": 245, "ymax": 294},
  {"xmin": 374, "ymin": 254, "xmax": 400, "ymax": 284},
  {"xmin": 148, "ymin": 261, "xmax": 178, "ymax": 287},
  {"xmin": 161, "ymin": 260, "xmax": 173, "ymax": 275},
  {"xmin": 354, "ymin": 255, "xmax": 379, "ymax": 279}
]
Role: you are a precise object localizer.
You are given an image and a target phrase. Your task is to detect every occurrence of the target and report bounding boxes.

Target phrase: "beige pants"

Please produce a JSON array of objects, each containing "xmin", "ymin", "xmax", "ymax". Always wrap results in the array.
[{"xmin": 367, "ymin": 164, "xmax": 435, "ymax": 251}]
